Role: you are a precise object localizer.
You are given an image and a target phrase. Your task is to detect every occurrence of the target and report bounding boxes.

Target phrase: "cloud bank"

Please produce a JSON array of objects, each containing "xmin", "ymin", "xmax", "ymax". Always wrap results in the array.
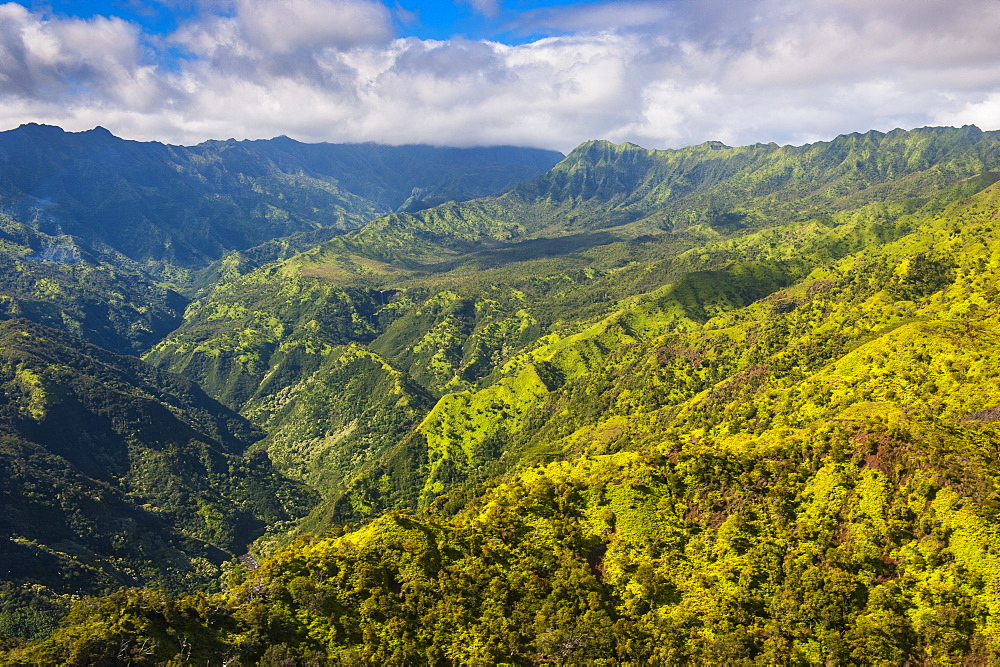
[{"xmin": 1, "ymin": 0, "xmax": 999, "ymax": 151}]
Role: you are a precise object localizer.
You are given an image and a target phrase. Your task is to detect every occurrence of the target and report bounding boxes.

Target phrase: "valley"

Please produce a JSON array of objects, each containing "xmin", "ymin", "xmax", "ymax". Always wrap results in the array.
[{"xmin": 3, "ymin": 124, "xmax": 1000, "ymax": 663}]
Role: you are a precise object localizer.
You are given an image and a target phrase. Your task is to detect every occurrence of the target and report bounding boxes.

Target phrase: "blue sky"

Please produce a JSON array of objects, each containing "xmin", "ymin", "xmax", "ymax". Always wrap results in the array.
[
  {"xmin": 1, "ymin": 0, "xmax": 999, "ymax": 150},
  {"xmin": 21, "ymin": 0, "xmax": 609, "ymax": 43}
]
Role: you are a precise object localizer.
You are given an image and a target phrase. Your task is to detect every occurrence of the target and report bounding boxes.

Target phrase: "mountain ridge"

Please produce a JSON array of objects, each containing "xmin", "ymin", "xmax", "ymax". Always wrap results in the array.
[
  {"xmin": 10, "ymin": 123, "xmax": 1000, "ymax": 662},
  {"xmin": 144, "ymin": 125, "xmax": 1000, "ymax": 538},
  {"xmin": 0, "ymin": 124, "xmax": 562, "ymax": 354}
]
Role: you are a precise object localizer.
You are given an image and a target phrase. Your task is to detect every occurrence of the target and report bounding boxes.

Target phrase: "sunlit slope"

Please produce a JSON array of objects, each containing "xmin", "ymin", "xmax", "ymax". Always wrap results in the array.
[
  {"xmin": 17, "ymin": 406, "xmax": 1000, "ymax": 661},
  {"xmin": 322, "ymin": 177, "xmax": 1000, "ymax": 519},
  {"xmin": 147, "ymin": 131, "xmax": 1000, "ymax": 531},
  {"xmin": 458, "ymin": 174, "xmax": 1000, "ymax": 457},
  {"xmin": 151, "ymin": 126, "xmax": 1000, "ymax": 400}
]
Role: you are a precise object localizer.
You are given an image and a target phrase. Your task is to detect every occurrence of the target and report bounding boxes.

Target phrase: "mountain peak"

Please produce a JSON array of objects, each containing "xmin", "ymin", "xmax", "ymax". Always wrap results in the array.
[{"xmin": 12, "ymin": 122, "xmax": 65, "ymax": 134}]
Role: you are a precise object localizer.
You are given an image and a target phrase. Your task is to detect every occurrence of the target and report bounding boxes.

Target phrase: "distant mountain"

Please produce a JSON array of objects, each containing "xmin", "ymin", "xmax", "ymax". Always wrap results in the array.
[
  {"xmin": 0, "ymin": 124, "xmax": 562, "ymax": 270},
  {"xmin": 322, "ymin": 125, "xmax": 1000, "ymax": 265},
  {"xmin": 0, "ymin": 124, "xmax": 561, "ymax": 353}
]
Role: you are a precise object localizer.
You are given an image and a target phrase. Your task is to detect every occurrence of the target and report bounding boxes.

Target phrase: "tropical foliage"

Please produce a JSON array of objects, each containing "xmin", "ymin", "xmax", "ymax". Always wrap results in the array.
[{"xmin": 6, "ymin": 125, "xmax": 1000, "ymax": 662}]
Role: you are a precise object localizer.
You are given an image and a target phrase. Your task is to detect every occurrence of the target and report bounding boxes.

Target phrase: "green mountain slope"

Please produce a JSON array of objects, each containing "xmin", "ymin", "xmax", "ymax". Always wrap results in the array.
[
  {"xmin": 17, "ymin": 176, "xmax": 1000, "ymax": 662},
  {"xmin": 310, "ymin": 124, "xmax": 1000, "ymax": 266},
  {"xmin": 526, "ymin": 126, "xmax": 999, "ymax": 230},
  {"xmin": 0, "ymin": 124, "xmax": 560, "ymax": 354},
  {"xmin": 146, "ymin": 127, "xmax": 1000, "ymax": 530},
  {"xmin": 0, "ymin": 124, "xmax": 562, "ymax": 271},
  {"xmin": 0, "ymin": 213, "xmax": 187, "ymax": 355},
  {"xmin": 0, "ymin": 319, "xmax": 315, "ymax": 640}
]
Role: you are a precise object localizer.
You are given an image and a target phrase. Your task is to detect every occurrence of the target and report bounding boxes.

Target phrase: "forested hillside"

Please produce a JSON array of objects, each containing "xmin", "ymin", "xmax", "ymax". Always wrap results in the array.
[
  {"xmin": 0, "ymin": 319, "xmax": 316, "ymax": 641},
  {"xmin": 147, "ymin": 126, "xmax": 1000, "ymax": 532},
  {"xmin": 0, "ymin": 127, "xmax": 560, "ymax": 644},
  {"xmin": 6, "ymin": 125, "xmax": 1000, "ymax": 663},
  {"xmin": 0, "ymin": 124, "xmax": 560, "ymax": 354}
]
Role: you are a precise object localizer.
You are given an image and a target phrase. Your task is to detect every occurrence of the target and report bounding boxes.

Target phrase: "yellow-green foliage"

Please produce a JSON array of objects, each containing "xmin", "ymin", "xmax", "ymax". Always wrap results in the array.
[
  {"xmin": 21, "ymin": 128, "xmax": 1000, "ymax": 663},
  {"xmin": 418, "ymin": 362, "xmax": 551, "ymax": 501},
  {"xmin": 11, "ymin": 363, "xmax": 47, "ymax": 420},
  {"xmin": 19, "ymin": 409, "xmax": 1000, "ymax": 664},
  {"xmin": 254, "ymin": 343, "xmax": 426, "ymax": 489},
  {"xmin": 207, "ymin": 164, "xmax": 1000, "ymax": 532}
]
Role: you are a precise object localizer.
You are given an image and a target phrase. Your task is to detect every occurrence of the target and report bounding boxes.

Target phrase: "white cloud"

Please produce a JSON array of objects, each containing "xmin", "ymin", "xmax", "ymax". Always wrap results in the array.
[
  {"xmin": 172, "ymin": 0, "xmax": 392, "ymax": 62},
  {"xmin": 461, "ymin": 0, "xmax": 501, "ymax": 19},
  {"xmin": 235, "ymin": 0, "xmax": 391, "ymax": 52},
  {"xmin": 2, "ymin": 0, "xmax": 1000, "ymax": 151},
  {"xmin": 0, "ymin": 3, "xmax": 152, "ymax": 101},
  {"xmin": 934, "ymin": 92, "xmax": 1000, "ymax": 130}
]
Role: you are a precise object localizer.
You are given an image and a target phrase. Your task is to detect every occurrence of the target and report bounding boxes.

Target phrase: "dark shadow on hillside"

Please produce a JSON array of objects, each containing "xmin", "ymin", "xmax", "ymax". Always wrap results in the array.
[{"xmin": 421, "ymin": 231, "xmax": 625, "ymax": 272}]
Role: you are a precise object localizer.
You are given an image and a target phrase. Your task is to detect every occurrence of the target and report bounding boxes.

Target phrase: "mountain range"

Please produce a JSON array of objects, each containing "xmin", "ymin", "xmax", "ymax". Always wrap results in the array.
[
  {"xmin": 0, "ymin": 123, "xmax": 561, "ymax": 355},
  {"xmin": 3, "ymin": 124, "xmax": 1000, "ymax": 663}
]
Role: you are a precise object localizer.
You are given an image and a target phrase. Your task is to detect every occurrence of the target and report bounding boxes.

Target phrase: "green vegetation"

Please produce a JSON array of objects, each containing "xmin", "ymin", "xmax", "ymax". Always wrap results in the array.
[
  {"xmin": 12, "ymin": 414, "xmax": 1000, "ymax": 663},
  {"xmin": 0, "ymin": 319, "xmax": 316, "ymax": 639},
  {"xmin": 9, "ymin": 124, "xmax": 1000, "ymax": 661},
  {"xmin": 0, "ymin": 124, "xmax": 560, "ymax": 353},
  {"xmin": 0, "ymin": 211, "xmax": 187, "ymax": 355},
  {"xmin": 147, "ymin": 126, "xmax": 1000, "ymax": 530}
]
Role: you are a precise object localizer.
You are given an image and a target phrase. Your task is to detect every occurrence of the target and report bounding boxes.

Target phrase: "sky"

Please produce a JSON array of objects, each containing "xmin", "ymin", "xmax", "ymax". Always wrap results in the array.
[{"xmin": 1, "ymin": 0, "xmax": 1000, "ymax": 152}]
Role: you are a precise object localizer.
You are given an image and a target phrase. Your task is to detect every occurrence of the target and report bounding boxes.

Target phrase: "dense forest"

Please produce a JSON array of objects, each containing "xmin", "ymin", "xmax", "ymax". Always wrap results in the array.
[{"xmin": 3, "ymin": 124, "xmax": 1000, "ymax": 663}]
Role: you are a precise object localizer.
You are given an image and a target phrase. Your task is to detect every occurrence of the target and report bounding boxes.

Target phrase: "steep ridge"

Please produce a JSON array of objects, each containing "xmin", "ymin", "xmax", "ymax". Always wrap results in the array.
[
  {"xmin": 17, "ymin": 148, "xmax": 1000, "ymax": 664},
  {"xmin": 0, "ymin": 124, "xmax": 562, "ymax": 270},
  {"xmin": 310, "ymin": 124, "xmax": 1000, "ymax": 267},
  {"xmin": 525, "ymin": 126, "xmax": 998, "ymax": 229},
  {"xmin": 145, "ymin": 126, "xmax": 1000, "ymax": 532},
  {"xmin": 0, "ymin": 124, "xmax": 560, "ymax": 353},
  {"xmin": 0, "ymin": 319, "xmax": 314, "ymax": 640}
]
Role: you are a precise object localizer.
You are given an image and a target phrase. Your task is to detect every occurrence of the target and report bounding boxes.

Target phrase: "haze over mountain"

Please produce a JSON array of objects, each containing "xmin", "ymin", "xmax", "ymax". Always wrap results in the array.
[
  {"xmin": 6, "ymin": 122, "xmax": 1000, "ymax": 663},
  {"xmin": 0, "ymin": 123, "xmax": 561, "ymax": 268},
  {"xmin": 0, "ymin": 123, "xmax": 560, "ymax": 353}
]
